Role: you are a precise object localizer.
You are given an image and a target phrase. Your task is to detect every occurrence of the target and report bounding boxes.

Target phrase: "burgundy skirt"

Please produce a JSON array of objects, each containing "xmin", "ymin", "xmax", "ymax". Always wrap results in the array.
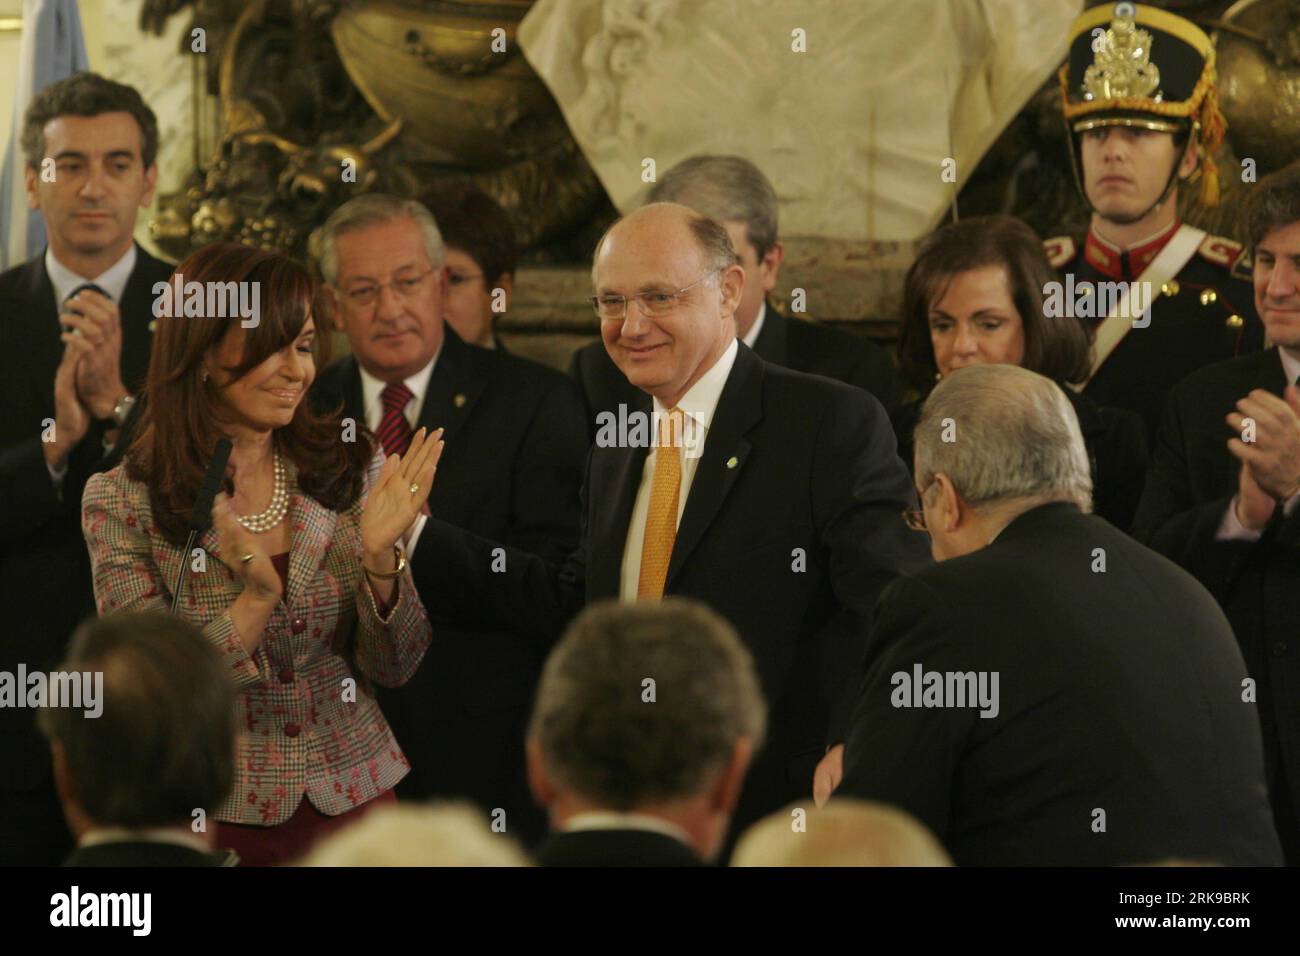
[{"xmin": 214, "ymin": 790, "xmax": 397, "ymax": 866}]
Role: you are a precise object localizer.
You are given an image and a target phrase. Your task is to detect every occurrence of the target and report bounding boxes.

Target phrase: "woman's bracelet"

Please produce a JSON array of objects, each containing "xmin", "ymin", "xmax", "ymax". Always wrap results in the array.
[{"xmin": 362, "ymin": 542, "xmax": 406, "ymax": 580}]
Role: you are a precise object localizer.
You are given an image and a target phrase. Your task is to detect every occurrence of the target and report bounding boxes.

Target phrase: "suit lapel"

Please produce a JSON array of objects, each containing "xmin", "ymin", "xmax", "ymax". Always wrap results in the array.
[
  {"xmin": 751, "ymin": 301, "xmax": 789, "ymax": 366},
  {"xmin": 415, "ymin": 328, "xmax": 485, "ymax": 446},
  {"xmin": 15, "ymin": 255, "xmax": 61, "ymax": 408},
  {"xmin": 666, "ymin": 345, "xmax": 764, "ymax": 588},
  {"xmin": 588, "ymin": 393, "xmax": 652, "ymax": 599},
  {"xmin": 118, "ymin": 246, "xmax": 173, "ymax": 393},
  {"xmin": 284, "ymin": 459, "xmax": 337, "ymax": 609}
]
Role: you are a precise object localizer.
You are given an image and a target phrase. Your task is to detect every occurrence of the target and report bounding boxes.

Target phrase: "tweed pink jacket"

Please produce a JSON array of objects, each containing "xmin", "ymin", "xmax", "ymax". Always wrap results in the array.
[{"xmin": 81, "ymin": 449, "xmax": 432, "ymax": 826}]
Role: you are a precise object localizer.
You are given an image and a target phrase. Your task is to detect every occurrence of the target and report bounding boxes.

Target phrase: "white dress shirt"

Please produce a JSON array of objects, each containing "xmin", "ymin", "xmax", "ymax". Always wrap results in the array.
[
  {"xmin": 356, "ymin": 350, "xmax": 439, "ymax": 434},
  {"xmin": 561, "ymin": 811, "xmax": 694, "ymax": 848},
  {"xmin": 620, "ymin": 338, "xmax": 739, "ymax": 600},
  {"xmin": 357, "ymin": 350, "xmax": 440, "ymax": 558},
  {"xmin": 740, "ymin": 301, "xmax": 767, "ymax": 349},
  {"xmin": 1217, "ymin": 346, "xmax": 1300, "ymax": 540},
  {"xmin": 45, "ymin": 243, "xmax": 137, "ymax": 308}
]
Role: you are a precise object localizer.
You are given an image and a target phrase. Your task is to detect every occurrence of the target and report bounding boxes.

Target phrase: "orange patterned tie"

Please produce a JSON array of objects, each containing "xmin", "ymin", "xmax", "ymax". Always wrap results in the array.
[{"xmin": 637, "ymin": 407, "xmax": 684, "ymax": 600}]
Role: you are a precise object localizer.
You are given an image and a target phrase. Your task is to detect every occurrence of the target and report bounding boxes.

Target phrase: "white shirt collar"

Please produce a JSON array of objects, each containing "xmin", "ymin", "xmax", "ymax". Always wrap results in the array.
[
  {"xmin": 652, "ymin": 338, "xmax": 739, "ymax": 441},
  {"xmin": 740, "ymin": 301, "xmax": 767, "ymax": 349},
  {"xmin": 79, "ymin": 826, "xmax": 212, "ymax": 855},
  {"xmin": 45, "ymin": 243, "xmax": 138, "ymax": 306},
  {"xmin": 1278, "ymin": 347, "xmax": 1300, "ymax": 387},
  {"xmin": 357, "ymin": 344, "xmax": 441, "ymax": 424},
  {"xmin": 561, "ymin": 811, "xmax": 694, "ymax": 847}
]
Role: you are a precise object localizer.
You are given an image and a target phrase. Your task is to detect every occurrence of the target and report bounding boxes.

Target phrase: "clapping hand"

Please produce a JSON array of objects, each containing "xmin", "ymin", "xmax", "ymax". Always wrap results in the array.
[
  {"xmin": 360, "ymin": 427, "xmax": 445, "ymax": 561},
  {"xmin": 212, "ymin": 492, "xmax": 283, "ymax": 605}
]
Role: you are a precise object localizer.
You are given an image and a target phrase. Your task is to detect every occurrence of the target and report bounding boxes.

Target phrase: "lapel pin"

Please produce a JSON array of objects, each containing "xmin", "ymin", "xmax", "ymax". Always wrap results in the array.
[
  {"xmin": 148, "ymin": 319, "xmax": 157, "ymax": 332},
  {"xmin": 726, "ymin": 456, "xmax": 739, "ymax": 469},
  {"xmin": 453, "ymin": 393, "xmax": 466, "ymax": 408}
]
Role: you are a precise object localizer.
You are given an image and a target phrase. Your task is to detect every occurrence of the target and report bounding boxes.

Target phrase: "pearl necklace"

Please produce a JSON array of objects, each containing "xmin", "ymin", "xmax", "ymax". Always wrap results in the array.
[{"xmin": 236, "ymin": 449, "xmax": 289, "ymax": 533}]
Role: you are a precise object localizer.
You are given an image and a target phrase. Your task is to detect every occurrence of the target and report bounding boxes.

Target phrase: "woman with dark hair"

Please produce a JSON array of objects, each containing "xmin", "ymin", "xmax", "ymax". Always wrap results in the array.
[
  {"xmin": 81, "ymin": 242, "xmax": 442, "ymax": 865},
  {"xmin": 894, "ymin": 215, "xmax": 1148, "ymax": 529}
]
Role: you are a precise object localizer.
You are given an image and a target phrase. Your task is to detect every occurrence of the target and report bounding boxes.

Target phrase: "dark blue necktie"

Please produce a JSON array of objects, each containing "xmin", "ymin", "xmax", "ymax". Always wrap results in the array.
[{"xmin": 61, "ymin": 282, "xmax": 111, "ymax": 332}]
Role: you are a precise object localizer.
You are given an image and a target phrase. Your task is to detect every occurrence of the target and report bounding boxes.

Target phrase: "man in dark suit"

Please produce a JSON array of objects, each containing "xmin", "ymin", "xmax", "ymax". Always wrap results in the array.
[
  {"xmin": 1133, "ymin": 163, "xmax": 1300, "ymax": 863},
  {"xmin": 0, "ymin": 73, "xmax": 172, "ymax": 865},
  {"xmin": 528, "ymin": 600, "xmax": 764, "ymax": 867},
  {"xmin": 569, "ymin": 155, "xmax": 900, "ymax": 432},
  {"xmin": 309, "ymin": 193, "xmax": 587, "ymax": 846},
  {"xmin": 40, "ymin": 612, "xmax": 239, "ymax": 868},
  {"xmin": 412, "ymin": 202, "xmax": 929, "ymax": 844},
  {"xmin": 835, "ymin": 364, "xmax": 1281, "ymax": 866}
]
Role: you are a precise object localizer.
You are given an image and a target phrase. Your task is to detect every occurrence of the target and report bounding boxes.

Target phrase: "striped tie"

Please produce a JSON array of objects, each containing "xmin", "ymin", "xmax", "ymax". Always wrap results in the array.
[
  {"xmin": 376, "ymin": 382, "xmax": 414, "ymax": 457},
  {"xmin": 637, "ymin": 407, "xmax": 684, "ymax": 600}
]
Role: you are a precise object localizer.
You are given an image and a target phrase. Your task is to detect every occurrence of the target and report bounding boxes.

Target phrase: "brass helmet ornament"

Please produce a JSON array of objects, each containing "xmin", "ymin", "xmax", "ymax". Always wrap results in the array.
[{"xmin": 1059, "ymin": 2, "xmax": 1228, "ymax": 220}]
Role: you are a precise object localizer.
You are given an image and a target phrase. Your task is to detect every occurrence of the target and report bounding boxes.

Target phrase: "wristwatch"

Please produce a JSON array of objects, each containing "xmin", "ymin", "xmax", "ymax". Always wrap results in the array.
[{"xmin": 111, "ymin": 394, "xmax": 136, "ymax": 428}]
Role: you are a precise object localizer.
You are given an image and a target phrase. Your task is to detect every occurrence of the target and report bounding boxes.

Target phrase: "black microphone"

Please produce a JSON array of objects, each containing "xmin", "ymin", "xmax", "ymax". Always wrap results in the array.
[{"xmin": 172, "ymin": 438, "xmax": 233, "ymax": 614}]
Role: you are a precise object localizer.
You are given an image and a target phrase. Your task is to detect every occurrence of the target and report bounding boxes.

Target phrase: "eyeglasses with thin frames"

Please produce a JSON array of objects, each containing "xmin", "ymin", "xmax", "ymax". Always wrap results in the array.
[
  {"xmin": 589, "ymin": 270, "xmax": 719, "ymax": 321},
  {"xmin": 341, "ymin": 268, "xmax": 435, "ymax": 308},
  {"xmin": 902, "ymin": 478, "xmax": 937, "ymax": 531}
]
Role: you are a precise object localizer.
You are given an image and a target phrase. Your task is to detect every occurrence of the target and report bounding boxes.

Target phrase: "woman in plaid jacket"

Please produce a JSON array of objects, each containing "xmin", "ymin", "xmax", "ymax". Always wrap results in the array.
[{"xmin": 81, "ymin": 243, "xmax": 440, "ymax": 865}]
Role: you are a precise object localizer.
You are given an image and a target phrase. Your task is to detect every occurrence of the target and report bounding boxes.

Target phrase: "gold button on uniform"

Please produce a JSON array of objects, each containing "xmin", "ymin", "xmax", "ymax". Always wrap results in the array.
[
  {"xmin": 1226, "ymin": 314, "xmax": 1244, "ymax": 329},
  {"xmin": 1199, "ymin": 288, "xmax": 1217, "ymax": 306},
  {"xmin": 1160, "ymin": 280, "xmax": 1180, "ymax": 297}
]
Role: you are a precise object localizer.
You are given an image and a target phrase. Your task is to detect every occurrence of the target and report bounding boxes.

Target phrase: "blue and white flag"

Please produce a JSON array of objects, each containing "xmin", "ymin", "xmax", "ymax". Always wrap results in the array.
[{"xmin": 0, "ymin": 0, "xmax": 89, "ymax": 270}]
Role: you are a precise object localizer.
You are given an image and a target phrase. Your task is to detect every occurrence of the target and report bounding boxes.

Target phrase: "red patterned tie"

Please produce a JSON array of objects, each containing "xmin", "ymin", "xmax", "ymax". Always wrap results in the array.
[{"xmin": 376, "ymin": 382, "xmax": 414, "ymax": 457}]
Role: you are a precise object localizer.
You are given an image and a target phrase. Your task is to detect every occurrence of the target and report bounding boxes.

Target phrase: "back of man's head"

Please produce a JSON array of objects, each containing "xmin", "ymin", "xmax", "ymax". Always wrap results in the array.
[
  {"xmin": 647, "ymin": 155, "xmax": 779, "ymax": 258},
  {"xmin": 297, "ymin": 803, "xmax": 530, "ymax": 867},
  {"xmin": 914, "ymin": 364, "xmax": 1092, "ymax": 514},
  {"xmin": 732, "ymin": 799, "xmax": 952, "ymax": 867},
  {"xmin": 38, "ymin": 611, "xmax": 236, "ymax": 832},
  {"xmin": 528, "ymin": 599, "xmax": 766, "ymax": 822}
]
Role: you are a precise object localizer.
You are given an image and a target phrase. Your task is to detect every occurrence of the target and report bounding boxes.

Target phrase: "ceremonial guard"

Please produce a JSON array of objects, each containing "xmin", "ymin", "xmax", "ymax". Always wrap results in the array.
[{"xmin": 1047, "ymin": 2, "xmax": 1263, "ymax": 439}]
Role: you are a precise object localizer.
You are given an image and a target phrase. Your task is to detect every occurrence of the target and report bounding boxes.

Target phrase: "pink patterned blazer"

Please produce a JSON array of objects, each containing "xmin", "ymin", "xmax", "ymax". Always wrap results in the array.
[{"xmin": 81, "ymin": 449, "xmax": 432, "ymax": 826}]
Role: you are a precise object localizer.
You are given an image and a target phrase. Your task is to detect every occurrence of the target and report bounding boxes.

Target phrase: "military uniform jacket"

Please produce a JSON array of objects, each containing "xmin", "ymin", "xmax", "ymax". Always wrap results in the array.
[{"xmin": 1045, "ymin": 223, "xmax": 1264, "ymax": 440}]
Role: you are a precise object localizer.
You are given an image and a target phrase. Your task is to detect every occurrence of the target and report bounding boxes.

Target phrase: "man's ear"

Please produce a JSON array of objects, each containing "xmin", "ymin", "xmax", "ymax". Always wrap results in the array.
[
  {"xmin": 709, "ymin": 737, "xmax": 755, "ymax": 816},
  {"xmin": 492, "ymin": 272, "xmax": 514, "ymax": 308},
  {"xmin": 719, "ymin": 263, "xmax": 745, "ymax": 318},
  {"xmin": 140, "ymin": 163, "xmax": 159, "ymax": 208},
  {"xmin": 1177, "ymin": 138, "xmax": 1199, "ymax": 181},
  {"xmin": 759, "ymin": 240, "xmax": 785, "ymax": 293},
  {"xmin": 23, "ymin": 164, "xmax": 40, "ymax": 210},
  {"xmin": 934, "ymin": 472, "xmax": 964, "ymax": 533},
  {"xmin": 525, "ymin": 737, "xmax": 555, "ymax": 808}
]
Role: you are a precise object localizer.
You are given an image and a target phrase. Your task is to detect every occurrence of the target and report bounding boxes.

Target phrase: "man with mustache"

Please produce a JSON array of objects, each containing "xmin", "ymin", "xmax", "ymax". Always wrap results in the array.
[
  {"xmin": 1045, "ymin": 3, "xmax": 1263, "ymax": 440},
  {"xmin": 0, "ymin": 72, "xmax": 173, "ymax": 865}
]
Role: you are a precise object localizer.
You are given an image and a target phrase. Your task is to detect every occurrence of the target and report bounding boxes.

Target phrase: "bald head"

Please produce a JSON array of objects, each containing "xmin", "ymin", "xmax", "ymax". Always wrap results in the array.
[
  {"xmin": 731, "ymin": 799, "xmax": 953, "ymax": 867},
  {"xmin": 593, "ymin": 203, "xmax": 745, "ymax": 408}
]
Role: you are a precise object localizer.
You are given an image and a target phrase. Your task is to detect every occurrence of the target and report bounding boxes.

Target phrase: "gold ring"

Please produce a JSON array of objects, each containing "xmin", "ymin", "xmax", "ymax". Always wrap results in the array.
[
  {"xmin": 408, "ymin": 482, "xmax": 420, "ymax": 495},
  {"xmin": 239, "ymin": 552, "xmax": 255, "ymax": 564}
]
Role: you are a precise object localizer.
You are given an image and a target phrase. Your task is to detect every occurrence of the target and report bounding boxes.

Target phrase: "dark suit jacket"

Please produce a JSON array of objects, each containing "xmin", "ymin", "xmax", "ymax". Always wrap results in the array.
[
  {"xmin": 414, "ymin": 343, "xmax": 930, "ymax": 837},
  {"xmin": 568, "ymin": 304, "xmax": 902, "ymax": 436},
  {"xmin": 1133, "ymin": 348, "xmax": 1300, "ymax": 860},
  {"xmin": 64, "ymin": 840, "xmax": 236, "ymax": 867},
  {"xmin": 535, "ymin": 828, "xmax": 705, "ymax": 867},
  {"xmin": 0, "ymin": 245, "xmax": 173, "ymax": 800},
  {"xmin": 841, "ymin": 502, "xmax": 1282, "ymax": 866},
  {"xmin": 311, "ymin": 327, "xmax": 587, "ymax": 844},
  {"xmin": 893, "ymin": 383, "xmax": 1149, "ymax": 530}
]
